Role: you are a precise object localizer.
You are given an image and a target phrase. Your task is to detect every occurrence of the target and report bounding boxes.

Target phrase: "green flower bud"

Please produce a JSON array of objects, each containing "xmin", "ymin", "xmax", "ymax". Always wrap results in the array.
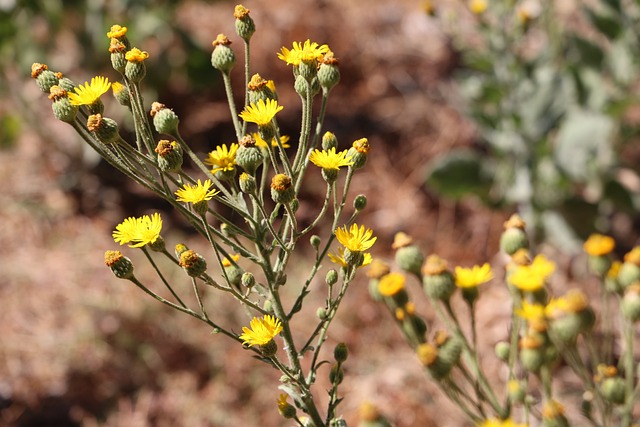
[
  {"xmin": 236, "ymin": 144, "xmax": 263, "ymax": 175},
  {"xmin": 500, "ymin": 215, "xmax": 529, "ymax": 255},
  {"xmin": 241, "ymin": 271, "xmax": 255, "ymax": 288},
  {"xmin": 155, "ymin": 140, "xmax": 183, "ymax": 172},
  {"xmin": 151, "ymin": 102, "xmax": 180, "ymax": 135},
  {"xmin": 520, "ymin": 347, "xmax": 544, "ymax": 373},
  {"xmin": 588, "ymin": 255, "xmax": 612, "ymax": 277},
  {"xmin": 87, "ymin": 114, "xmax": 120, "ymax": 144},
  {"xmin": 326, "ymin": 269, "xmax": 339, "ymax": 285},
  {"xmin": 179, "ymin": 249, "xmax": 207, "ymax": 277},
  {"xmin": 263, "ymin": 298, "xmax": 273, "ymax": 313},
  {"xmin": 294, "ymin": 74, "xmax": 320, "ymax": 98},
  {"xmin": 310, "ymin": 235, "xmax": 321, "ymax": 249},
  {"xmin": 353, "ymin": 194, "xmax": 367, "ymax": 211},
  {"xmin": 111, "ymin": 81, "xmax": 131, "ymax": 108},
  {"xmin": 239, "ymin": 172, "xmax": 257, "ymax": 194},
  {"xmin": 495, "ymin": 341, "xmax": 510, "ymax": 361},
  {"xmin": 109, "ymin": 38, "xmax": 127, "ymax": 73},
  {"xmin": 211, "ymin": 34, "xmax": 236, "ymax": 74},
  {"xmin": 395, "ymin": 245, "xmax": 425, "ymax": 277},
  {"xmin": 125, "ymin": 60, "xmax": 146, "ymax": 83},
  {"xmin": 422, "ymin": 255, "xmax": 455, "ymax": 301},
  {"xmin": 621, "ymin": 285, "xmax": 640, "ymax": 322},
  {"xmin": 270, "ymin": 173, "xmax": 295, "ymax": 204},
  {"xmin": 600, "ymin": 376, "xmax": 626, "ymax": 404},
  {"xmin": 234, "ymin": 5, "xmax": 256, "ymax": 41},
  {"xmin": 31, "ymin": 63, "xmax": 59, "ymax": 92},
  {"xmin": 343, "ymin": 248, "xmax": 365, "ymax": 267},
  {"xmin": 507, "ymin": 380, "xmax": 526, "ymax": 404},
  {"xmin": 298, "ymin": 60, "xmax": 318, "ymax": 82},
  {"xmin": 318, "ymin": 52, "xmax": 340, "ymax": 92},
  {"xmin": 57, "ymin": 77, "xmax": 75, "ymax": 92},
  {"xmin": 277, "ymin": 395, "xmax": 297, "ymax": 419},
  {"xmin": 322, "ymin": 131, "xmax": 338, "ymax": 150},
  {"xmin": 104, "ymin": 250, "xmax": 134, "ymax": 280},
  {"xmin": 316, "ymin": 307, "xmax": 328, "ymax": 320},
  {"xmin": 435, "ymin": 333, "xmax": 461, "ymax": 366},
  {"xmin": 334, "ymin": 343, "xmax": 348, "ymax": 362},
  {"xmin": 224, "ymin": 264, "xmax": 243, "ymax": 288},
  {"xmin": 618, "ymin": 262, "xmax": 640, "ymax": 289},
  {"xmin": 346, "ymin": 138, "xmax": 370, "ymax": 170},
  {"xmin": 48, "ymin": 86, "xmax": 78, "ymax": 123},
  {"xmin": 148, "ymin": 235, "xmax": 165, "ymax": 252},
  {"xmin": 321, "ymin": 168, "xmax": 339, "ymax": 184},
  {"xmin": 417, "ymin": 343, "xmax": 452, "ymax": 380},
  {"xmin": 549, "ymin": 314, "xmax": 582, "ymax": 345},
  {"xmin": 247, "ymin": 74, "xmax": 277, "ymax": 104}
]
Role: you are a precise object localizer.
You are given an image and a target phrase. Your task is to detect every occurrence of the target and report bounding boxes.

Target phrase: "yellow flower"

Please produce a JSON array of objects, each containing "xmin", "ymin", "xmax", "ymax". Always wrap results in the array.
[
  {"xmin": 239, "ymin": 315, "xmax": 283, "ymax": 346},
  {"xmin": 477, "ymin": 419, "xmax": 528, "ymax": 427},
  {"xmin": 111, "ymin": 81, "xmax": 125, "ymax": 96},
  {"xmin": 239, "ymin": 99, "xmax": 283, "ymax": 127},
  {"xmin": 112, "ymin": 213, "xmax": 163, "ymax": 248},
  {"xmin": 277, "ymin": 39, "xmax": 330, "ymax": 66},
  {"xmin": 607, "ymin": 260, "xmax": 622, "ymax": 279},
  {"xmin": 328, "ymin": 247, "xmax": 372, "ymax": 268},
  {"xmin": 378, "ymin": 272, "xmax": 406, "ymax": 297},
  {"xmin": 175, "ymin": 179, "xmax": 219, "ymax": 204},
  {"xmin": 253, "ymin": 132, "xmax": 290, "ymax": 148},
  {"xmin": 469, "ymin": 0, "xmax": 488, "ymax": 14},
  {"xmin": 107, "ymin": 24, "xmax": 127, "ymax": 39},
  {"xmin": 222, "ymin": 254, "xmax": 241, "ymax": 267},
  {"xmin": 309, "ymin": 147, "xmax": 354, "ymax": 170},
  {"xmin": 583, "ymin": 234, "xmax": 615, "ymax": 256},
  {"xmin": 125, "ymin": 47, "xmax": 149, "ymax": 63},
  {"xmin": 545, "ymin": 290, "xmax": 589, "ymax": 318},
  {"xmin": 509, "ymin": 254, "xmax": 555, "ymax": 292},
  {"xmin": 204, "ymin": 143, "xmax": 238, "ymax": 173},
  {"xmin": 455, "ymin": 263, "xmax": 494, "ymax": 288},
  {"xmin": 335, "ymin": 223, "xmax": 377, "ymax": 252},
  {"xmin": 68, "ymin": 76, "xmax": 111, "ymax": 106}
]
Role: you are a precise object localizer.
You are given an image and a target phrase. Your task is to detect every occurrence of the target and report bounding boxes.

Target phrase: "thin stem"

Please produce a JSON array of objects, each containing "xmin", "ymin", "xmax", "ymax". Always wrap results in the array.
[
  {"xmin": 140, "ymin": 247, "xmax": 187, "ymax": 308},
  {"xmin": 221, "ymin": 71, "xmax": 243, "ymax": 141}
]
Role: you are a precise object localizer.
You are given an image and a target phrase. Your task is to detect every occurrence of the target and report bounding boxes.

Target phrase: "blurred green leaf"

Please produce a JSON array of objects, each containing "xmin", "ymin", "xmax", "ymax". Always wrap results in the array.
[
  {"xmin": 568, "ymin": 35, "xmax": 604, "ymax": 69},
  {"xmin": 554, "ymin": 109, "xmax": 614, "ymax": 182},
  {"xmin": 425, "ymin": 149, "xmax": 493, "ymax": 201},
  {"xmin": 584, "ymin": 7, "xmax": 622, "ymax": 39}
]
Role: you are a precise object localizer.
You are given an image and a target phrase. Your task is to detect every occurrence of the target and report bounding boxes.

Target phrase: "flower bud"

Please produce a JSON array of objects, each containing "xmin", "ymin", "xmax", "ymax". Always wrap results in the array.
[
  {"xmin": 519, "ymin": 335, "xmax": 544, "ymax": 373},
  {"xmin": 435, "ymin": 331, "xmax": 461, "ymax": 366},
  {"xmin": 211, "ymin": 34, "xmax": 236, "ymax": 74},
  {"xmin": 542, "ymin": 400, "xmax": 569, "ymax": 427},
  {"xmin": 621, "ymin": 284, "xmax": 640, "ymax": 322},
  {"xmin": 347, "ymin": 138, "xmax": 370, "ymax": 170},
  {"xmin": 234, "ymin": 5, "xmax": 256, "ymax": 41},
  {"xmin": 155, "ymin": 139, "xmax": 183, "ymax": 172},
  {"xmin": 236, "ymin": 136, "xmax": 264, "ymax": 175},
  {"xmin": 124, "ymin": 48, "xmax": 149, "ymax": 83},
  {"xmin": 175, "ymin": 243, "xmax": 189, "ymax": 258},
  {"xmin": 618, "ymin": 261, "xmax": 640, "ymax": 289},
  {"xmin": 600, "ymin": 376, "xmax": 626, "ymax": 405},
  {"xmin": 495, "ymin": 341, "xmax": 510, "ymax": 361},
  {"xmin": 334, "ymin": 343, "xmax": 348, "ymax": 362},
  {"xmin": 294, "ymin": 74, "xmax": 320, "ymax": 98},
  {"xmin": 111, "ymin": 81, "xmax": 131, "ymax": 107},
  {"xmin": 247, "ymin": 74, "xmax": 277, "ymax": 104},
  {"xmin": 322, "ymin": 131, "xmax": 338, "ymax": 150},
  {"xmin": 395, "ymin": 245, "xmax": 425, "ymax": 277},
  {"xmin": 87, "ymin": 114, "xmax": 121, "ymax": 144},
  {"xmin": 353, "ymin": 194, "xmax": 367, "ymax": 211},
  {"xmin": 316, "ymin": 307, "xmax": 328, "ymax": 320},
  {"xmin": 239, "ymin": 172, "xmax": 257, "ymax": 194},
  {"xmin": 318, "ymin": 51, "xmax": 340, "ymax": 92},
  {"xmin": 241, "ymin": 271, "xmax": 255, "ymax": 288},
  {"xmin": 329, "ymin": 363, "xmax": 343, "ymax": 384},
  {"xmin": 259, "ymin": 339, "xmax": 278, "ymax": 357},
  {"xmin": 507, "ymin": 379, "xmax": 525, "ymax": 404},
  {"xmin": 310, "ymin": 235, "xmax": 321, "ymax": 249},
  {"xmin": 49, "ymin": 86, "xmax": 78, "ymax": 123},
  {"xmin": 588, "ymin": 255, "xmax": 612, "ymax": 278},
  {"xmin": 57, "ymin": 77, "xmax": 75, "ymax": 92},
  {"xmin": 500, "ymin": 214, "xmax": 529, "ymax": 255},
  {"xmin": 148, "ymin": 235, "xmax": 165, "ymax": 252},
  {"xmin": 179, "ymin": 249, "xmax": 207, "ymax": 277},
  {"xmin": 151, "ymin": 102, "xmax": 180, "ymax": 135},
  {"xmin": 416, "ymin": 343, "xmax": 452, "ymax": 379},
  {"xmin": 270, "ymin": 173, "xmax": 295, "ymax": 204},
  {"xmin": 32, "ymin": 63, "xmax": 59, "ymax": 92},
  {"xmin": 109, "ymin": 38, "xmax": 127, "ymax": 73},
  {"xmin": 422, "ymin": 255, "xmax": 455, "ymax": 301},
  {"xmin": 326, "ymin": 269, "xmax": 338, "ymax": 285},
  {"xmin": 277, "ymin": 394, "xmax": 297, "ymax": 419},
  {"xmin": 104, "ymin": 250, "xmax": 134, "ymax": 279}
]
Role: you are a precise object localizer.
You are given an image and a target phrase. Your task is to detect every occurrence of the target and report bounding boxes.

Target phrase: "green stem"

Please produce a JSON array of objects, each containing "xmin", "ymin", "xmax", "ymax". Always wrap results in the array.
[{"xmin": 221, "ymin": 71, "xmax": 243, "ymax": 141}]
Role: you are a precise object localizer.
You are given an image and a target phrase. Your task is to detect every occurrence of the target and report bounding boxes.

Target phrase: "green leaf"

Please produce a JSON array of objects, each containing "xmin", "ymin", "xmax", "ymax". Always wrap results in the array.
[
  {"xmin": 584, "ymin": 6, "xmax": 622, "ymax": 39},
  {"xmin": 568, "ymin": 35, "xmax": 604, "ymax": 69},
  {"xmin": 425, "ymin": 149, "xmax": 493, "ymax": 201},
  {"xmin": 554, "ymin": 109, "xmax": 614, "ymax": 182}
]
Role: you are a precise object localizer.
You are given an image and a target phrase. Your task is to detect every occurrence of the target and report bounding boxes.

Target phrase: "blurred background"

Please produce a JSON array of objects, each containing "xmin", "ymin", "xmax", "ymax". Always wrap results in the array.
[{"xmin": 2, "ymin": 0, "xmax": 640, "ymax": 425}]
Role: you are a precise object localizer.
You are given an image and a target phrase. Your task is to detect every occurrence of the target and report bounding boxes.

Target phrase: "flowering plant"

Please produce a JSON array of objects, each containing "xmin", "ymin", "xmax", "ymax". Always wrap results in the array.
[{"xmin": 33, "ymin": 5, "xmax": 374, "ymax": 426}]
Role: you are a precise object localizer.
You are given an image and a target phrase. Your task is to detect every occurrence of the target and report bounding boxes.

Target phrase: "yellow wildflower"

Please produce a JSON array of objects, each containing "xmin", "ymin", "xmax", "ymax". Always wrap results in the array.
[
  {"xmin": 583, "ymin": 234, "xmax": 615, "ymax": 256},
  {"xmin": 205, "ymin": 143, "xmax": 238, "ymax": 174},
  {"xmin": 378, "ymin": 272, "xmax": 406, "ymax": 297},
  {"xmin": 68, "ymin": 76, "xmax": 111, "ymax": 106},
  {"xmin": 239, "ymin": 99, "xmax": 283, "ymax": 127},
  {"xmin": 112, "ymin": 213, "xmax": 163, "ymax": 248},
  {"xmin": 239, "ymin": 315, "xmax": 283, "ymax": 346},
  {"xmin": 455, "ymin": 263, "xmax": 494, "ymax": 288},
  {"xmin": 277, "ymin": 39, "xmax": 330, "ymax": 66},
  {"xmin": 509, "ymin": 254, "xmax": 555, "ymax": 292},
  {"xmin": 328, "ymin": 247, "xmax": 372, "ymax": 268},
  {"xmin": 335, "ymin": 223, "xmax": 377, "ymax": 252},
  {"xmin": 309, "ymin": 147, "xmax": 354, "ymax": 170},
  {"xmin": 125, "ymin": 47, "xmax": 149, "ymax": 63},
  {"xmin": 253, "ymin": 132, "xmax": 290, "ymax": 148},
  {"xmin": 175, "ymin": 179, "xmax": 219, "ymax": 204}
]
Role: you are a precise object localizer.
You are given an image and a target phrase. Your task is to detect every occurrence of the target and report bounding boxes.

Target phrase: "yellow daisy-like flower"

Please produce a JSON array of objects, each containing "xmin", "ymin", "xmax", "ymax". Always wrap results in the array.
[
  {"xmin": 239, "ymin": 315, "xmax": 283, "ymax": 347},
  {"xmin": 112, "ymin": 212, "xmax": 163, "ymax": 248},
  {"xmin": 253, "ymin": 132, "xmax": 291, "ymax": 148},
  {"xmin": 239, "ymin": 99, "xmax": 283, "ymax": 127},
  {"xmin": 509, "ymin": 254, "xmax": 555, "ymax": 292},
  {"xmin": 607, "ymin": 260, "xmax": 622, "ymax": 279},
  {"xmin": 309, "ymin": 147, "xmax": 354, "ymax": 171},
  {"xmin": 477, "ymin": 418, "xmax": 528, "ymax": 427},
  {"xmin": 125, "ymin": 47, "xmax": 149, "ymax": 63},
  {"xmin": 335, "ymin": 223, "xmax": 377, "ymax": 252},
  {"xmin": 583, "ymin": 233, "xmax": 615, "ymax": 256},
  {"xmin": 175, "ymin": 179, "xmax": 219, "ymax": 204},
  {"xmin": 378, "ymin": 272, "xmax": 406, "ymax": 297},
  {"xmin": 107, "ymin": 24, "xmax": 127, "ymax": 39},
  {"xmin": 277, "ymin": 40, "xmax": 330, "ymax": 66},
  {"xmin": 68, "ymin": 76, "xmax": 111, "ymax": 106},
  {"xmin": 204, "ymin": 143, "xmax": 239, "ymax": 174},
  {"xmin": 328, "ymin": 247, "xmax": 372, "ymax": 268},
  {"xmin": 454, "ymin": 263, "xmax": 494, "ymax": 288}
]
